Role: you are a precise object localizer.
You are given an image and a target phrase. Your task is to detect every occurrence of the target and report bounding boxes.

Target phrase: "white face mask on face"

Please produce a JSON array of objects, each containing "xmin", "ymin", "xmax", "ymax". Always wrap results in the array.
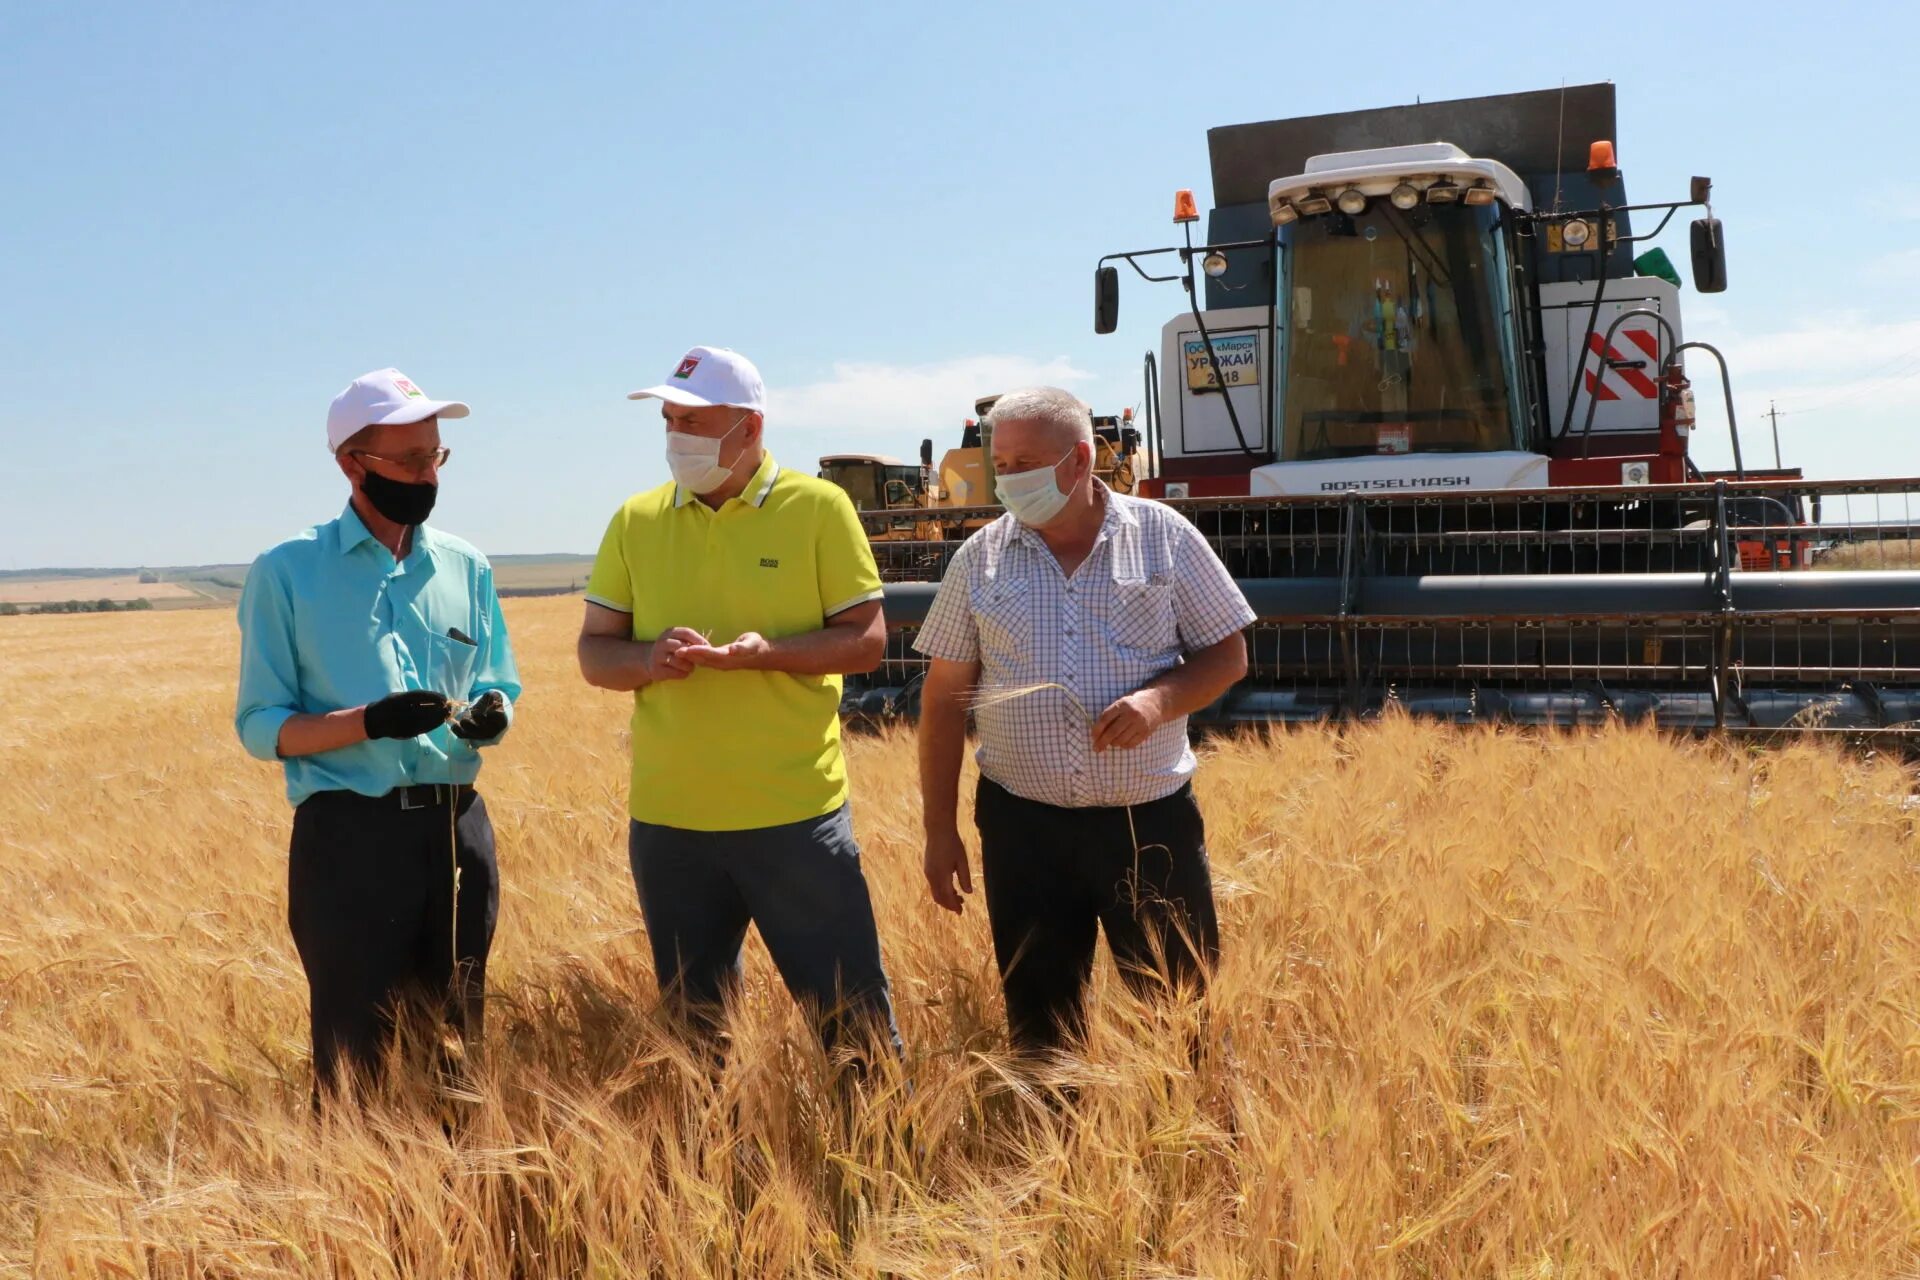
[
  {"xmin": 665, "ymin": 413, "xmax": 749, "ymax": 495},
  {"xmin": 994, "ymin": 448, "xmax": 1078, "ymax": 527}
]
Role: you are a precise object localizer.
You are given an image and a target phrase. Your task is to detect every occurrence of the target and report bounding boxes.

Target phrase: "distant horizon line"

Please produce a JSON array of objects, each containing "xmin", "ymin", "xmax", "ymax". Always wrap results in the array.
[{"xmin": 0, "ymin": 551, "xmax": 596, "ymax": 578}]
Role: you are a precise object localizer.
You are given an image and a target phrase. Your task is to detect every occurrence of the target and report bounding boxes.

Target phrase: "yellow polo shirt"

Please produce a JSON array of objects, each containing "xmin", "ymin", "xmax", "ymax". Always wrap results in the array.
[{"xmin": 585, "ymin": 453, "xmax": 884, "ymax": 831}]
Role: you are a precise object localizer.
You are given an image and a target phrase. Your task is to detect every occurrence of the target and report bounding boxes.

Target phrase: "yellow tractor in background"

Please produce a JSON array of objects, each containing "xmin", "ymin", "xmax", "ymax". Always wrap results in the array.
[{"xmin": 817, "ymin": 393, "xmax": 1143, "ymax": 549}]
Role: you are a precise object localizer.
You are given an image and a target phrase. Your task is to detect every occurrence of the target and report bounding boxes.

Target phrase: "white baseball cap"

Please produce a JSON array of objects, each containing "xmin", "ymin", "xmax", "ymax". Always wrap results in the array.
[
  {"xmin": 326, "ymin": 367, "xmax": 470, "ymax": 453},
  {"xmin": 627, "ymin": 346, "xmax": 765, "ymax": 413}
]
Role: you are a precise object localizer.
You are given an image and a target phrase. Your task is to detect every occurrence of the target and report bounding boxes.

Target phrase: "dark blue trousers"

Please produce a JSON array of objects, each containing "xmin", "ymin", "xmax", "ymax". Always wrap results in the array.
[{"xmin": 628, "ymin": 804, "xmax": 902, "ymax": 1064}]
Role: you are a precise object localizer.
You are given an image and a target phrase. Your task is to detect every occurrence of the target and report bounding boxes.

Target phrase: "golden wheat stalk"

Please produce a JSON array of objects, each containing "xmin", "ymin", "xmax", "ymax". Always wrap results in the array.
[{"xmin": 966, "ymin": 681, "xmax": 1093, "ymax": 721}]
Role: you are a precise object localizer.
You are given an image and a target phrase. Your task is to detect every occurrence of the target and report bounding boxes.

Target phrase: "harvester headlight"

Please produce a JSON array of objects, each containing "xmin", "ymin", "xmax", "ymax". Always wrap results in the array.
[
  {"xmin": 1562, "ymin": 217, "xmax": 1593, "ymax": 248},
  {"xmin": 1202, "ymin": 251, "xmax": 1229, "ymax": 278},
  {"xmin": 1336, "ymin": 188, "xmax": 1368, "ymax": 215},
  {"xmin": 1293, "ymin": 193, "xmax": 1333, "ymax": 216},
  {"xmin": 1389, "ymin": 183, "xmax": 1420, "ymax": 210},
  {"xmin": 1271, "ymin": 200, "xmax": 1299, "ymax": 226},
  {"xmin": 1463, "ymin": 183, "xmax": 1497, "ymax": 206},
  {"xmin": 1425, "ymin": 180, "xmax": 1461, "ymax": 204}
]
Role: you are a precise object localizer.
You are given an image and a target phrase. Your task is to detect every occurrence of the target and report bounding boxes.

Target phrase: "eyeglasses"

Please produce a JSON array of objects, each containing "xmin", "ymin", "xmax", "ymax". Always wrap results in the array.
[{"xmin": 351, "ymin": 447, "xmax": 451, "ymax": 473}]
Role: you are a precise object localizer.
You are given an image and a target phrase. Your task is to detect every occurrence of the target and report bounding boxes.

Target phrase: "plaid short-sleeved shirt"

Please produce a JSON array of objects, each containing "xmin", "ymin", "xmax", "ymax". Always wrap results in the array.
[{"xmin": 914, "ymin": 486, "xmax": 1255, "ymax": 808}]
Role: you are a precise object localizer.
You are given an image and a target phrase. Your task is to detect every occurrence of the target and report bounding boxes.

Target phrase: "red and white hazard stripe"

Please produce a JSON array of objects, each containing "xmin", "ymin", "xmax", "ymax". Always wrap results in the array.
[{"xmin": 1582, "ymin": 330, "xmax": 1660, "ymax": 401}]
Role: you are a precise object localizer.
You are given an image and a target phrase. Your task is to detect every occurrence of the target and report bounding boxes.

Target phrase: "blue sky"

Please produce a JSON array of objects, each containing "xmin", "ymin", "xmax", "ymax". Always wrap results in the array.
[{"xmin": 3, "ymin": 1, "xmax": 1916, "ymax": 568}]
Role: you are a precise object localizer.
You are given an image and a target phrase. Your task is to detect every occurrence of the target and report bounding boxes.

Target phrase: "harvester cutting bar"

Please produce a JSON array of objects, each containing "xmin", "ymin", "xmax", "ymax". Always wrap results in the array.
[
  {"xmin": 845, "ymin": 478, "xmax": 1920, "ymax": 736},
  {"xmin": 875, "ymin": 571, "xmax": 1920, "ymax": 624}
]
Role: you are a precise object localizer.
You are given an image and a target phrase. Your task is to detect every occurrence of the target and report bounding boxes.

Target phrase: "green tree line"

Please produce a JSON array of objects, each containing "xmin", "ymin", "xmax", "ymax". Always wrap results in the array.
[{"xmin": 0, "ymin": 598, "xmax": 156, "ymax": 616}]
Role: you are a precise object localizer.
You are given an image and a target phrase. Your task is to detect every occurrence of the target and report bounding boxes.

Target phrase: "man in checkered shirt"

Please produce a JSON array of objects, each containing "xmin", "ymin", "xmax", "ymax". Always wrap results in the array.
[{"xmin": 914, "ymin": 386, "xmax": 1254, "ymax": 1055}]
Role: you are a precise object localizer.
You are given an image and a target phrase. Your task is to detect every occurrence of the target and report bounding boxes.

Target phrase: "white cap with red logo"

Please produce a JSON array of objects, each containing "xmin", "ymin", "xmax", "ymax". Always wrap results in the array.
[
  {"xmin": 628, "ymin": 346, "xmax": 765, "ymax": 413},
  {"xmin": 326, "ymin": 367, "xmax": 470, "ymax": 453}
]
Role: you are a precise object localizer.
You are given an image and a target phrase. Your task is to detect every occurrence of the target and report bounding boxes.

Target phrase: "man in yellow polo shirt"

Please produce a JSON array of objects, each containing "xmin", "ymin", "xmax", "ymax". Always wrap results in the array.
[{"xmin": 577, "ymin": 345, "xmax": 900, "ymax": 1069}]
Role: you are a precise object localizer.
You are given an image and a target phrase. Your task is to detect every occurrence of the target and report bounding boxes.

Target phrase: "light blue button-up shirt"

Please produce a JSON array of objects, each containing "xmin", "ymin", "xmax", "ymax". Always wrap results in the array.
[{"xmin": 235, "ymin": 503, "xmax": 522, "ymax": 806}]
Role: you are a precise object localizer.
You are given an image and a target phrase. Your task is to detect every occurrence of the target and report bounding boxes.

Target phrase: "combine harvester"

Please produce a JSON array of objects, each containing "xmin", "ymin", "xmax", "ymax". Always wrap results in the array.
[{"xmin": 848, "ymin": 85, "xmax": 1920, "ymax": 739}]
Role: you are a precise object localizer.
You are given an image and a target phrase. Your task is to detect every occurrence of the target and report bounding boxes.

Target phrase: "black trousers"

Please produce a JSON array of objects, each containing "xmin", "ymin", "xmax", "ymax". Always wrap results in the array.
[
  {"xmin": 287, "ymin": 786, "xmax": 498, "ymax": 1096},
  {"xmin": 976, "ymin": 777, "xmax": 1220, "ymax": 1054}
]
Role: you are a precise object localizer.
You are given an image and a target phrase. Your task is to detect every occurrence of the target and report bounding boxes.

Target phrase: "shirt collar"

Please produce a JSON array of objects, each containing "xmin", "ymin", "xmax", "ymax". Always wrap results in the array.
[
  {"xmin": 674, "ymin": 452, "xmax": 781, "ymax": 510},
  {"xmin": 1098, "ymin": 482, "xmax": 1137, "ymax": 534},
  {"xmin": 336, "ymin": 502, "xmax": 377, "ymax": 554},
  {"xmin": 334, "ymin": 501, "xmax": 431, "ymax": 566}
]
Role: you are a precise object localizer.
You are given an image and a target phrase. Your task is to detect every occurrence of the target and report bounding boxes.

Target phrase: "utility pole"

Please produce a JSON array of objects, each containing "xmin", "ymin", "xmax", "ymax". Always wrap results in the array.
[{"xmin": 1765, "ymin": 400, "xmax": 1783, "ymax": 470}]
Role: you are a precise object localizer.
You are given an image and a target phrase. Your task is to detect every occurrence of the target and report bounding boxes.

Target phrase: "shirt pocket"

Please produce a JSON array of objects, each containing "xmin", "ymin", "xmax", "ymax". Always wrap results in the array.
[
  {"xmin": 1105, "ymin": 580, "xmax": 1177, "ymax": 655},
  {"xmin": 971, "ymin": 576, "xmax": 1032, "ymax": 665},
  {"xmin": 427, "ymin": 629, "xmax": 480, "ymax": 700}
]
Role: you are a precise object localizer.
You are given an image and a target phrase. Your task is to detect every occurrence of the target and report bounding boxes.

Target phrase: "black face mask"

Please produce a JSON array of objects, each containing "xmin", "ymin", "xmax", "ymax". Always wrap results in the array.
[{"xmin": 359, "ymin": 468, "xmax": 438, "ymax": 526}]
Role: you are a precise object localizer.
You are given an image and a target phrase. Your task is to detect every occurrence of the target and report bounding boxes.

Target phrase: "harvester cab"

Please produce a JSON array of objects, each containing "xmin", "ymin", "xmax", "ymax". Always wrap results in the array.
[
  {"xmin": 1095, "ymin": 84, "xmax": 1732, "ymax": 499},
  {"xmin": 816, "ymin": 453, "xmax": 935, "ymax": 543},
  {"xmin": 816, "ymin": 454, "xmax": 929, "ymax": 513}
]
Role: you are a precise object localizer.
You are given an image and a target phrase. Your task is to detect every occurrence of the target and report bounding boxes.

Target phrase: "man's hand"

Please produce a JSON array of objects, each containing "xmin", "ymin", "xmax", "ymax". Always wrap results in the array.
[
  {"xmin": 363, "ymin": 690, "xmax": 451, "ymax": 740},
  {"xmin": 450, "ymin": 690, "xmax": 509, "ymax": 741},
  {"xmin": 1092, "ymin": 688, "xmax": 1167, "ymax": 752},
  {"xmin": 923, "ymin": 827, "xmax": 974, "ymax": 914},
  {"xmin": 645, "ymin": 627, "xmax": 708, "ymax": 683},
  {"xmin": 679, "ymin": 631, "xmax": 772, "ymax": 672}
]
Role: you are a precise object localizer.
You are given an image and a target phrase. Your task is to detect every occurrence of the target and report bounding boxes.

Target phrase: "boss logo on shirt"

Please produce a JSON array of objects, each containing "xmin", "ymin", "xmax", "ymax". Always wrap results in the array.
[{"xmin": 760, "ymin": 557, "xmax": 780, "ymax": 568}]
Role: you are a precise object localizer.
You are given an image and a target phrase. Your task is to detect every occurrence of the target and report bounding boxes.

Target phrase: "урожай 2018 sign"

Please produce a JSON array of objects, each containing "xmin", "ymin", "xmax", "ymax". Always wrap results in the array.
[{"xmin": 1184, "ymin": 333, "xmax": 1259, "ymax": 391}]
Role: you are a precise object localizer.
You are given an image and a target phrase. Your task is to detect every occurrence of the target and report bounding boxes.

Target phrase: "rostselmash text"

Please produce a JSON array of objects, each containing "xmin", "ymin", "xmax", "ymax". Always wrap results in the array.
[{"xmin": 1319, "ymin": 476, "xmax": 1474, "ymax": 492}]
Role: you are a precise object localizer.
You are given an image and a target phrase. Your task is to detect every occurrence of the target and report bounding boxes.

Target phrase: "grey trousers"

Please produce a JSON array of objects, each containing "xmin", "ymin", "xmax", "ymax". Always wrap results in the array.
[{"xmin": 628, "ymin": 804, "xmax": 902, "ymax": 1064}]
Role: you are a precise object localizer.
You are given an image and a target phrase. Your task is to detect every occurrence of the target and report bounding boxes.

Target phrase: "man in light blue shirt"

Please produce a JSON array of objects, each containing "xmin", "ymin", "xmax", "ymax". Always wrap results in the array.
[{"xmin": 235, "ymin": 366, "xmax": 520, "ymax": 1102}]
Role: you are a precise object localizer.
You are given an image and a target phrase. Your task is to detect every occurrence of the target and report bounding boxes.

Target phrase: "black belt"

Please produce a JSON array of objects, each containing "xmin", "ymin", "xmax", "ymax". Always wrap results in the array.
[{"xmin": 390, "ymin": 783, "xmax": 473, "ymax": 810}]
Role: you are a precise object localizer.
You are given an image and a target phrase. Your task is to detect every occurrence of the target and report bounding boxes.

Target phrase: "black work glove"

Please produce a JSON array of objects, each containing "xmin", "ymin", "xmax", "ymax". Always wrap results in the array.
[
  {"xmin": 363, "ymin": 690, "xmax": 452, "ymax": 740},
  {"xmin": 450, "ymin": 689, "xmax": 509, "ymax": 742}
]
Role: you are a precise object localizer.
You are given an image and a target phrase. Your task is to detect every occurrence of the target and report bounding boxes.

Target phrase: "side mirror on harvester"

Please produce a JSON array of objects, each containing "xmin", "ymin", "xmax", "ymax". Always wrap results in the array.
[
  {"xmin": 1690, "ymin": 217, "xmax": 1728, "ymax": 293},
  {"xmin": 1095, "ymin": 265, "xmax": 1119, "ymax": 334}
]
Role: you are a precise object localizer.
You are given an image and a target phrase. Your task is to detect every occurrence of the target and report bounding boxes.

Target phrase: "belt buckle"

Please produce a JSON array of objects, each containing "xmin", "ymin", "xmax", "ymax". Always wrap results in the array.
[{"xmin": 400, "ymin": 786, "xmax": 428, "ymax": 811}]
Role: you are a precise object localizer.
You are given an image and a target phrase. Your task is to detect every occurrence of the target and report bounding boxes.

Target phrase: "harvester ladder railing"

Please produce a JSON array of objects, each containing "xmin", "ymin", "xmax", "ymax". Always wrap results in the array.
[
  {"xmin": 1142, "ymin": 350, "xmax": 1160, "ymax": 483},
  {"xmin": 1668, "ymin": 340, "xmax": 1744, "ymax": 478}
]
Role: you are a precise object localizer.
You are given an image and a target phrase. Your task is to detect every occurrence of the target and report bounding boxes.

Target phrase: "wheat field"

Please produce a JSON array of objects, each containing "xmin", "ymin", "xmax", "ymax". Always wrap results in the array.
[
  {"xmin": 1815, "ymin": 541, "xmax": 1920, "ymax": 572},
  {"xmin": 4, "ymin": 598, "xmax": 1920, "ymax": 1277}
]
